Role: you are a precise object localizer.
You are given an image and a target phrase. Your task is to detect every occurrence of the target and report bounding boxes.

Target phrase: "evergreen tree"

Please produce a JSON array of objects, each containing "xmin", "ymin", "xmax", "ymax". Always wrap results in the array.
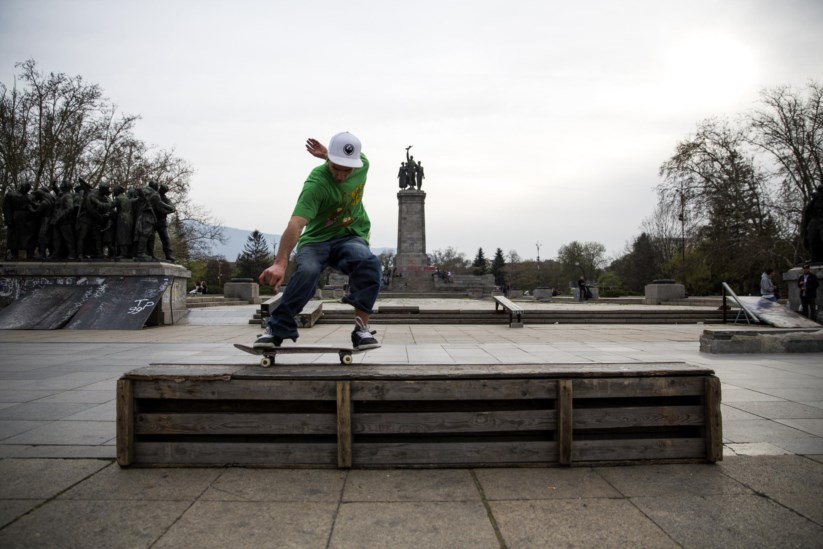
[
  {"xmin": 491, "ymin": 248, "xmax": 506, "ymax": 285},
  {"xmin": 235, "ymin": 230, "xmax": 273, "ymax": 279},
  {"xmin": 472, "ymin": 247, "xmax": 488, "ymax": 275}
]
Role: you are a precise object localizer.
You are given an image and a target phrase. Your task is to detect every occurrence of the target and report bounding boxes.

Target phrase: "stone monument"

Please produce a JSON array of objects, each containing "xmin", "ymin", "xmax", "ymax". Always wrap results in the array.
[{"xmin": 394, "ymin": 146, "xmax": 435, "ymax": 291}]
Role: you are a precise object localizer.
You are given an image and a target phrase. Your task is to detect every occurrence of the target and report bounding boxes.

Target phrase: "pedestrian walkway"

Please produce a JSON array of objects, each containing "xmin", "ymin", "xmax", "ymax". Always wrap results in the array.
[{"xmin": 0, "ymin": 303, "xmax": 821, "ymax": 547}]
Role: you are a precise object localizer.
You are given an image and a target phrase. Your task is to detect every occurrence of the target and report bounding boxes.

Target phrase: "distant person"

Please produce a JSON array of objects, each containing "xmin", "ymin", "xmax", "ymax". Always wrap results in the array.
[
  {"xmin": 578, "ymin": 276, "xmax": 587, "ymax": 301},
  {"xmin": 798, "ymin": 263, "xmax": 819, "ymax": 321},
  {"xmin": 760, "ymin": 269, "xmax": 777, "ymax": 301},
  {"xmin": 255, "ymin": 133, "xmax": 381, "ymax": 351},
  {"xmin": 200, "ymin": 280, "xmax": 208, "ymax": 295}
]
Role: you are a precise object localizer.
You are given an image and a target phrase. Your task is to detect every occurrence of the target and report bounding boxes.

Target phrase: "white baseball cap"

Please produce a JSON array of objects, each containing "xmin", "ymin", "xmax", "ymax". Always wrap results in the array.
[{"xmin": 327, "ymin": 131, "xmax": 363, "ymax": 168}]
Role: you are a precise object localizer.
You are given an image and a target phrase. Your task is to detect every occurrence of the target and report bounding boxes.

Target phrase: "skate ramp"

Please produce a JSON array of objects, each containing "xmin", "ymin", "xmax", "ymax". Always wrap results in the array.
[
  {"xmin": 0, "ymin": 276, "xmax": 170, "ymax": 330},
  {"xmin": 0, "ymin": 285, "xmax": 91, "ymax": 329},
  {"xmin": 735, "ymin": 296, "xmax": 821, "ymax": 328},
  {"xmin": 65, "ymin": 276, "xmax": 170, "ymax": 329}
]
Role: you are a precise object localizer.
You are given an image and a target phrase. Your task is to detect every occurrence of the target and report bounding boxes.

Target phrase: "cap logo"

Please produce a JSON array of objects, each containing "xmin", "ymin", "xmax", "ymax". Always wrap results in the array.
[{"xmin": 344, "ymin": 144, "xmax": 355, "ymax": 156}]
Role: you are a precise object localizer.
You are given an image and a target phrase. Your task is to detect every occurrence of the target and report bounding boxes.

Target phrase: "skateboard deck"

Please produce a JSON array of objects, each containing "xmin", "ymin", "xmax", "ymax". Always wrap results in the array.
[{"xmin": 234, "ymin": 343, "xmax": 367, "ymax": 367}]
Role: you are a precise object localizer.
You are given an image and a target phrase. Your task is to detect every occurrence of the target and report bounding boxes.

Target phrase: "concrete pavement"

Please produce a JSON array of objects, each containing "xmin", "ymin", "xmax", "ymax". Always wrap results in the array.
[{"xmin": 0, "ymin": 301, "xmax": 821, "ymax": 547}]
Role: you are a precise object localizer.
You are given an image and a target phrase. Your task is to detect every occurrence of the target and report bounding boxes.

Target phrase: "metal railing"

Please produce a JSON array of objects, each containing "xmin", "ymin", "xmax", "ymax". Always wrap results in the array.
[{"xmin": 721, "ymin": 282, "xmax": 759, "ymax": 324}]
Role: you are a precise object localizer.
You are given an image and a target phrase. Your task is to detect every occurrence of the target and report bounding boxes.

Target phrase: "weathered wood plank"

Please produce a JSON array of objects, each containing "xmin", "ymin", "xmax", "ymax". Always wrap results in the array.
[
  {"xmin": 573, "ymin": 377, "xmax": 706, "ymax": 398},
  {"xmin": 704, "ymin": 376, "xmax": 723, "ymax": 462},
  {"xmin": 351, "ymin": 379, "xmax": 557, "ymax": 400},
  {"xmin": 352, "ymin": 441, "xmax": 556, "ymax": 466},
  {"xmin": 337, "ymin": 381, "xmax": 352, "ymax": 468},
  {"xmin": 572, "ymin": 438, "xmax": 706, "ymax": 462},
  {"xmin": 298, "ymin": 300, "xmax": 323, "ymax": 328},
  {"xmin": 124, "ymin": 364, "xmax": 245, "ymax": 380},
  {"xmin": 130, "ymin": 362, "xmax": 714, "ymax": 381},
  {"xmin": 135, "ymin": 413, "xmax": 336, "ymax": 435},
  {"xmin": 134, "ymin": 380, "xmax": 337, "ymax": 400},
  {"xmin": 557, "ymin": 379, "xmax": 573, "ymax": 465},
  {"xmin": 573, "ymin": 406, "xmax": 705, "ymax": 429},
  {"xmin": 353, "ymin": 410, "xmax": 556, "ymax": 434},
  {"xmin": 134, "ymin": 442, "xmax": 337, "ymax": 466},
  {"xmin": 116, "ymin": 379, "xmax": 134, "ymax": 466}
]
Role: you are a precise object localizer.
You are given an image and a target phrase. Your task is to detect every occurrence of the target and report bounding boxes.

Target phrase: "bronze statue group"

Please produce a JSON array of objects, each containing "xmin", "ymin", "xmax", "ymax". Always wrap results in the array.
[
  {"xmin": 3, "ymin": 179, "xmax": 176, "ymax": 262},
  {"xmin": 398, "ymin": 145, "xmax": 425, "ymax": 190}
]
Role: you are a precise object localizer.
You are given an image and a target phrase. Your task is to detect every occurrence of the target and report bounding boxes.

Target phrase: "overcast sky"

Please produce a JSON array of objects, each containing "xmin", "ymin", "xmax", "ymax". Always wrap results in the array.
[{"xmin": 2, "ymin": 0, "xmax": 822, "ymax": 261}]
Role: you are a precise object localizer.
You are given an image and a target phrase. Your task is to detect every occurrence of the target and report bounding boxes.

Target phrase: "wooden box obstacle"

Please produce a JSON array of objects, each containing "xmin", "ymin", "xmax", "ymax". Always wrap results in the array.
[{"xmin": 117, "ymin": 362, "xmax": 722, "ymax": 468}]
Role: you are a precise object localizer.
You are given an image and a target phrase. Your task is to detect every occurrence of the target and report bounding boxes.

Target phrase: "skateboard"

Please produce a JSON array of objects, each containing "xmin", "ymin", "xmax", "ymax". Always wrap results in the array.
[{"xmin": 234, "ymin": 343, "xmax": 365, "ymax": 367}]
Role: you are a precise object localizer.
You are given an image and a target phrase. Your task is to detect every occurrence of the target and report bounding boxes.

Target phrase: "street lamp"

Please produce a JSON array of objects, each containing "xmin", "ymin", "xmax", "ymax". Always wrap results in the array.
[{"xmin": 679, "ymin": 190, "xmax": 686, "ymax": 289}]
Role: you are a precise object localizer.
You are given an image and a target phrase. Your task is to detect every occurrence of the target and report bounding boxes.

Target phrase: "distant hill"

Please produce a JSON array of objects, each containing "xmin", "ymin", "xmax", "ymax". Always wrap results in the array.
[{"xmin": 206, "ymin": 226, "xmax": 395, "ymax": 260}]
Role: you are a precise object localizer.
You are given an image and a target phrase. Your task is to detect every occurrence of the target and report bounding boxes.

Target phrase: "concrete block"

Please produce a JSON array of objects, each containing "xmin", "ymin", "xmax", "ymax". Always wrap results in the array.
[
  {"xmin": 223, "ymin": 281, "xmax": 260, "ymax": 304},
  {"xmin": 645, "ymin": 282, "xmax": 685, "ymax": 304}
]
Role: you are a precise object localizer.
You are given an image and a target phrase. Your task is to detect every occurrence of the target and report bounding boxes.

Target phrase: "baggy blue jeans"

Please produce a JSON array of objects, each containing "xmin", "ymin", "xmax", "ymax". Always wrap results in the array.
[{"xmin": 266, "ymin": 235, "xmax": 382, "ymax": 340}]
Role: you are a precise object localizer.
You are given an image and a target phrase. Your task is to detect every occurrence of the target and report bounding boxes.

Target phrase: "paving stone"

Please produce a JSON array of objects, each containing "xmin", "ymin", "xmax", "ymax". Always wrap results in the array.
[
  {"xmin": 0, "ymin": 421, "xmax": 45, "ymax": 441},
  {"xmin": 0, "ymin": 390, "xmax": 59, "ymax": 403},
  {"xmin": 720, "ymin": 404, "xmax": 763, "ymax": 420},
  {"xmin": 60, "ymin": 463, "xmax": 223, "ymax": 501},
  {"xmin": 0, "ymin": 499, "xmax": 189, "ymax": 549},
  {"xmin": 594, "ymin": 463, "xmax": 752, "ymax": 497},
  {"xmin": 728, "ymin": 401, "xmax": 823, "ymax": 419},
  {"xmin": 11, "ymin": 445, "xmax": 116, "ymax": 459},
  {"xmin": 631, "ymin": 494, "xmax": 823, "ymax": 548},
  {"xmin": 0, "ymin": 499, "xmax": 42, "ymax": 529},
  {"xmin": 765, "ymin": 491, "xmax": 823, "ymax": 524},
  {"xmin": 343, "ymin": 469, "xmax": 479, "ymax": 502},
  {"xmin": 62, "ymin": 401, "xmax": 116, "ymax": 421},
  {"xmin": 0, "ymin": 458, "xmax": 109, "ymax": 499},
  {"xmin": 725, "ymin": 442, "xmax": 793, "ymax": 456},
  {"xmin": 0, "ymin": 402, "xmax": 97, "ymax": 421},
  {"xmin": 774, "ymin": 418, "xmax": 823, "ymax": 437},
  {"xmin": 200, "ymin": 469, "xmax": 346, "ymax": 502},
  {"xmin": 154, "ymin": 501, "xmax": 336, "ymax": 549},
  {"xmin": 773, "ymin": 437, "xmax": 823, "ymax": 454},
  {"xmin": 723, "ymin": 418, "xmax": 814, "ymax": 442},
  {"xmin": 718, "ymin": 455, "xmax": 823, "ymax": 495},
  {"xmin": 491, "ymin": 499, "xmax": 677, "ymax": 548},
  {"xmin": 330, "ymin": 501, "xmax": 498, "ymax": 549},
  {"xmin": 37, "ymin": 390, "xmax": 113, "ymax": 404},
  {"xmin": 2, "ymin": 420, "xmax": 114, "ymax": 445},
  {"xmin": 474, "ymin": 467, "xmax": 621, "ymax": 500}
]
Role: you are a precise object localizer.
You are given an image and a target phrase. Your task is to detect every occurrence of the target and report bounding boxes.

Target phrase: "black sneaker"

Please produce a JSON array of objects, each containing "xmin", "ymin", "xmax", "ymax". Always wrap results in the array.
[
  {"xmin": 351, "ymin": 326, "xmax": 380, "ymax": 350},
  {"xmin": 254, "ymin": 325, "xmax": 283, "ymax": 349}
]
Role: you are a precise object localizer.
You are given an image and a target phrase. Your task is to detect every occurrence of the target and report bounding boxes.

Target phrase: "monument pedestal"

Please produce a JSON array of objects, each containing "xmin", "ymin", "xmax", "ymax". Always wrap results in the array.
[
  {"xmin": 783, "ymin": 265, "xmax": 823, "ymax": 322},
  {"xmin": 0, "ymin": 261, "xmax": 191, "ymax": 329},
  {"xmin": 394, "ymin": 189, "xmax": 436, "ymax": 291}
]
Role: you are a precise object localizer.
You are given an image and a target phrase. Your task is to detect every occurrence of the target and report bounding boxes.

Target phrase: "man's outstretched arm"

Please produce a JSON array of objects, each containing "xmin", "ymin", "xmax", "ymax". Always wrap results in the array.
[{"xmin": 258, "ymin": 215, "xmax": 308, "ymax": 289}]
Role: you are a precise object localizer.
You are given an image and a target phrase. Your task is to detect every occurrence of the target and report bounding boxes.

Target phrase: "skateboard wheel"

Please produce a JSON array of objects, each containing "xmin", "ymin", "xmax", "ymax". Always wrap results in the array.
[
  {"xmin": 340, "ymin": 352, "xmax": 353, "ymax": 365},
  {"xmin": 260, "ymin": 356, "xmax": 272, "ymax": 368}
]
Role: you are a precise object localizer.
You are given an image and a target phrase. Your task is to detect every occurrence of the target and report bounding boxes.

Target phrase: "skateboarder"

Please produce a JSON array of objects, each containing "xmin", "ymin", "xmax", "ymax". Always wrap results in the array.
[{"xmin": 255, "ymin": 132, "xmax": 381, "ymax": 350}]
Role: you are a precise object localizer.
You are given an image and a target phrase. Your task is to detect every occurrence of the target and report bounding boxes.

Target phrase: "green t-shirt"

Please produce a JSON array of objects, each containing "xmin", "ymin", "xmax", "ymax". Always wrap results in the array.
[{"xmin": 292, "ymin": 153, "xmax": 371, "ymax": 248}]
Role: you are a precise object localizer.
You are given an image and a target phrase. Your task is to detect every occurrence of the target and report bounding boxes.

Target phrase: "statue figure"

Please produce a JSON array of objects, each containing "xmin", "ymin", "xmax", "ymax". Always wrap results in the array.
[
  {"xmin": 51, "ymin": 180, "xmax": 77, "ymax": 260},
  {"xmin": 75, "ymin": 180, "xmax": 112, "ymax": 259},
  {"xmin": 802, "ymin": 184, "xmax": 823, "ymax": 264},
  {"xmin": 153, "ymin": 183, "xmax": 176, "ymax": 262},
  {"xmin": 29, "ymin": 187, "xmax": 55, "ymax": 259},
  {"xmin": 132, "ymin": 187, "xmax": 157, "ymax": 261},
  {"xmin": 111, "ymin": 185, "xmax": 134, "ymax": 259},
  {"xmin": 3, "ymin": 181, "xmax": 34, "ymax": 260},
  {"xmin": 398, "ymin": 162, "xmax": 408, "ymax": 189},
  {"xmin": 416, "ymin": 161, "xmax": 425, "ymax": 189},
  {"xmin": 405, "ymin": 146, "xmax": 418, "ymax": 189}
]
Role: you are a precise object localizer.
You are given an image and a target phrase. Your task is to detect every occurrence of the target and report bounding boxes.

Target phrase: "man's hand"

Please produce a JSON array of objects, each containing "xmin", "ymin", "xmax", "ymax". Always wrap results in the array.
[
  {"xmin": 306, "ymin": 138, "xmax": 328, "ymax": 160},
  {"xmin": 259, "ymin": 263, "xmax": 286, "ymax": 290}
]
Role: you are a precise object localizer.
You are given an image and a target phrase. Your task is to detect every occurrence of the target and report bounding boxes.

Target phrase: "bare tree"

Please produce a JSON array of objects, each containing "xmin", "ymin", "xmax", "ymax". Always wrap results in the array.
[{"xmin": 0, "ymin": 59, "xmax": 226, "ymax": 260}]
